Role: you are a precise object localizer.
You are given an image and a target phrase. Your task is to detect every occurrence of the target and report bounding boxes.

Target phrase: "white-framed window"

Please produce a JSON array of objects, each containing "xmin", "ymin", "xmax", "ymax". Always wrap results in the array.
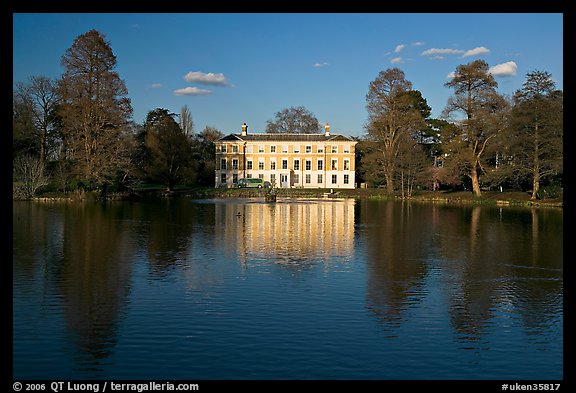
[
  {"xmin": 246, "ymin": 173, "xmax": 252, "ymax": 178},
  {"xmin": 270, "ymin": 174, "xmax": 276, "ymax": 185},
  {"xmin": 317, "ymin": 174, "xmax": 323, "ymax": 184},
  {"xmin": 282, "ymin": 159, "xmax": 288, "ymax": 169},
  {"xmin": 221, "ymin": 158, "xmax": 227, "ymax": 170},
  {"xmin": 270, "ymin": 145, "xmax": 276, "ymax": 153},
  {"xmin": 294, "ymin": 174, "xmax": 300, "ymax": 184},
  {"xmin": 305, "ymin": 160, "xmax": 312, "ymax": 171},
  {"xmin": 221, "ymin": 173, "xmax": 226, "ymax": 184},
  {"xmin": 344, "ymin": 159, "xmax": 350, "ymax": 171},
  {"xmin": 305, "ymin": 174, "xmax": 311, "ymax": 184},
  {"xmin": 294, "ymin": 159, "xmax": 300, "ymax": 171},
  {"xmin": 258, "ymin": 145, "xmax": 265, "ymax": 153},
  {"xmin": 232, "ymin": 145, "xmax": 239, "ymax": 153},
  {"xmin": 233, "ymin": 174, "xmax": 238, "ymax": 183},
  {"xmin": 344, "ymin": 145, "xmax": 350, "ymax": 154},
  {"xmin": 246, "ymin": 145, "xmax": 253, "ymax": 153},
  {"xmin": 246, "ymin": 160, "xmax": 253, "ymax": 170},
  {"xmin": 331, "ymin": 159, "xmax": 338, "ymax": 171},
  {"xmin": 305, "ymin": 145, "xmax": 312, "ymax": 153},
  {"xmin": 294, "ymin": 145, "xmax": 300, "ymax": 153},
  {"xmin": 344, "ymin": 174, "xmax": 349, "ymax": 184},
  {"xmin": 317, "ymin": 159, "xmax": 323, "ymax": 170},
  {"xmin": 332, "ymin": 145, "xmax": 338, "ymax": 153},
  {"xmin": 221, "ymin": 145, "xmax": 227, "ymax": 153},
  {"xmin": 331, "ymin": 174, "xmax": 337, "ymax": 184},
  {"xmin": 270, "ymin": 160, "xmax": 276, "ymax": 170},
  {"xmin": 282, "ymin": 145, "xmax": 288, "ymax": 153},
  {"xmin": 232, "ymin": 159, "xmax": 239, "ymax": 170},
  {"xmin": 259, "ymin": 174, "xmax": 264, "ymax": 179},
  {"xmin": 317, "ymin": 145, "xmax": 324, "ymax": 153},
  {"xmin": 259, "ymin": 160, "xmax": 265, "ymax": 170}
]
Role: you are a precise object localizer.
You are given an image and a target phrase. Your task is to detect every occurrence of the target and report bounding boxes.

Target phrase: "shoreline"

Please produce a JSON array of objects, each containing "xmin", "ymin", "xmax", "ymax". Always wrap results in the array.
[{"xmin": 24, "ymin": 188, "xmax": 563, "ymax": 209}]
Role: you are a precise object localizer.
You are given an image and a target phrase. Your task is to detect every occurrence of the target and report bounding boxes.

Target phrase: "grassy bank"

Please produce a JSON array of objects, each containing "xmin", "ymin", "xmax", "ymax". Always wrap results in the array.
[{"xmin": 30, "ymin": 186, "xmax": 562, "ymax": 208}]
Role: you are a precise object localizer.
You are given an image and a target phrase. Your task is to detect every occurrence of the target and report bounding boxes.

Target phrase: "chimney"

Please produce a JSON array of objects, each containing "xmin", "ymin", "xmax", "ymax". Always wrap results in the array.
[
  {"xmin": 241, "ymin": 122, "xmax": 248, "ymax": 136},
  {"xmin": 324, "ymin": 123, "xmax": 330, "ymax": 137}
]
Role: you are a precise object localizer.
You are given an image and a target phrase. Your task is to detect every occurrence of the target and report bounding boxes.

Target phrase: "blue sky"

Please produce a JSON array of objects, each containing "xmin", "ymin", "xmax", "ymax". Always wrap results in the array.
[{"xmin": 13, "ymin": 13, "xmax": 563, "ymax": 137}]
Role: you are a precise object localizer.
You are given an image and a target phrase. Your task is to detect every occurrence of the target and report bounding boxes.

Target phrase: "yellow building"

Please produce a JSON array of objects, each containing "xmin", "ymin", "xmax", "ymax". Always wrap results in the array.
[{"xmin": 215, "ymin": 123, "xmax": 357, "ymax": 189}]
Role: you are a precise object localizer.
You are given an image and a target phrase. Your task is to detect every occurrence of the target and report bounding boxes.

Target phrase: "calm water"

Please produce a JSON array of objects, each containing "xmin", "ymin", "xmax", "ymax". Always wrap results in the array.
[{"xmin": 12, "ymin": 198, "xmax": 563, "ymax": 380}]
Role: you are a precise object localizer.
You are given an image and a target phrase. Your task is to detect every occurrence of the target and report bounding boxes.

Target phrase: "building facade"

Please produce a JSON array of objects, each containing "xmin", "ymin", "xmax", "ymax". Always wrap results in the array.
[{"xmin": 214, "ymin": 124, "xmax": 357, "ymax": 189}]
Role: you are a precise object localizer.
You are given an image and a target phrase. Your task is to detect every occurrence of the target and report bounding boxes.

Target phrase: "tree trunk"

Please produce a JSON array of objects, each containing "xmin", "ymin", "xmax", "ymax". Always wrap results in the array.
[
  {"xmin": 471, "ymin": 164, "xmax": 482, "ymax": 197},
  {"xmin": 531, "ymin": 123, "xmax": 540, "ymax": 200}
]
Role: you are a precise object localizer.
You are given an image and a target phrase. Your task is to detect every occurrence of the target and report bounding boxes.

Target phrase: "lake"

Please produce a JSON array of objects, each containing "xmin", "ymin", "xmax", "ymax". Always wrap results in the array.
[{"xmin": 12, "ymin": 198, "xmax": 563, "ymax": 380}]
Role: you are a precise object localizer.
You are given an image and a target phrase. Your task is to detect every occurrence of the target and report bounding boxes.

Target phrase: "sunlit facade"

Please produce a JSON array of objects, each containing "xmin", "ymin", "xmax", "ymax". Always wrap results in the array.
[{"xmin": 214, "ymin": 123, "xmax": 357, "ymax": 189}]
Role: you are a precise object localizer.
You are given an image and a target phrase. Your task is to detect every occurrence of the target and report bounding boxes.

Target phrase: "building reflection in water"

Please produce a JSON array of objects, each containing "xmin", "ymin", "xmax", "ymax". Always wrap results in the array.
[{"xmin": 214, "ymin": 199, "xmax": 355, "ymax": 271}]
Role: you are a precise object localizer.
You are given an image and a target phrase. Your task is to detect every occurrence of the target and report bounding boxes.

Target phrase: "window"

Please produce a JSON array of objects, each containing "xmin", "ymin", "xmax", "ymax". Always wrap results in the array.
[
  {"xmin": 221, "ymin": 159, "xmax": 227, "ymax": 170},
  {"xmin": 232, "ymin": 159, "xmax": 239, "ymax": 170},
  {"xmin": 221, "ymin": 145, "xmax": 227, "ymax": 153},
  {"xmin": 259, "ymin": 161, "xmax": 265, "ymax": 170},
  {"xmin": 331, "ymin": 159, "xmax": 338, "ymax": 171},
  {"xmin": 258, "ymin": 145, "xmax": 265, "ymax": 153},
  {"xmin": 344, "ymin": 159, "xmax": 350, "ymax": 171},
  {"xmin": 270, "ymin": 174, "xmax": 276, "ymax": 185},
  {"xmin": 331, "ymin": 174, "xmax": 337, "ymax": 184},
  {"xmin": 317, "ymin": 160, "xmax": 323, "ymax": 170},
  {"xmin": 294, "ymin": 174, "xmax": 299, "ymax": 184},
  {"xmin": 294, "ymin": 145, "xmax": 300, "ymax": 153},
  {"xmin": 282, "ymin": 159, "xmax": 288, "ymax": 169},
  {"xmin": 233, "ymin": 174, "xmax": 238, "ymax": 184},
  {"xmin": 270, "ymin": 145, "xmax": 276, "ymax": 153},
  {"xmin": 221, "ymin": 173, "xmax": 226, "ymax": 184},
  {"xmin": 259, "ymin": 174, "xmax": 264, "ymax": 179},
  {"xmin": 332, "ymin": 145, "xmax": 338, "ymax": 153},
  {"xmin": 317, "ymin": 146, "xmax": 324, "ymax": 153},
  {"xmin": 270, "ymin": 160, "xmax": 276, "ymax": 170},
  {"xmin": 294, "ymin": 159, "xmax": 300, "ymax": 171},
  {"xmin": 232, "ymin": 145, "xmax": 239, "ymax": 153},
  {"xmin": 344, "ymin": 174, "xmax": 349, "ymax": 184},
  {"xmin": 246, "ymin": 145, "xmax": 253, "ymax": 153},
  {"xmin": 247, "ymin": 160, "xmax": 253, "ymax": 170},
  {"xmin": 317, "ymin": 174, "xmax": 323, "ymax": 184},
  {"xmin": 305, "ymin": 145, "xmax": 312, "ymax": 153},
  {"xmin": 305, "ymin": 174, "xmax": 311, "ymax": 184},
  {"xmin": 246, "ymin": 173, "xmax": 252, "ymax": 178},
  {"xmin": 344, "ymin": 146, "xmax": 350, "ymax": 154},
  {"xmin": 282, "ymin": 145, "xmax": 288, "ymax": 153},
  {"xmin": 305, "ymin": 160, "xmax": 311, "ymax": 171}
]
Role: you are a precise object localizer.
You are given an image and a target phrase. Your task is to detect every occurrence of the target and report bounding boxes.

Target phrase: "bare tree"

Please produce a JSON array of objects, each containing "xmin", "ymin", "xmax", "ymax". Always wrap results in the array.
[
  {"xmin": 442, "ymin": 60, "xmax": 507, "ymax": 197},
  {"xmin": 179, "ymin": 104, "xmax": 194, "ymax": 137},
  {"xmin": 13, "ymin": 154, "xmax": 48, "ymax": 199},
  {"xmin": 57, "ymin": 29, "xmax": 133, "ymax": 190},
  {"xmin": 365, "ymin": 68, "xmax": 427, "ymax": 194},
  {"xmin": 265, "ymin": 106, "xmax": 321, "ymax": 134}
]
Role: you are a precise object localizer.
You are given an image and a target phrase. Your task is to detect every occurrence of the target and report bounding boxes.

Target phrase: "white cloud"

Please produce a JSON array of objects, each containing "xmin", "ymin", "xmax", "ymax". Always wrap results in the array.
[
  {"xmin": 447, "ymin": 71, "xmax": 457, "ymax": 79},
  {"xmin": 394, "ymin": 44, "xmax": 406, "ymax": 53},
  {"xmin": 489, "ymin": 61, "xmax": 518, "ymax": 77},
  {"xmin": 184, "ymin": 71, "xmax": 230, "ymax": 86},
  {"xmin": 174, "ymin": 87, "xmax": 212, "ymax": 96},
  {"xmin": 412, "ymin": 41, "xmax": 425, "ymax": 46},
  {"xmin": 313, "ymin": 62, "xmax": 329, "ymax": 68},
  {"xmin": 150, "ymin": 83, "xmax": 162, "ymax": 88},
  {"xmin": 422, "ymin": 48, "xmax": 465, "ymax": 56},
  {"xmin": 462, "ymin": 46, "xmax": 490, "ymax": 57},
  {"xmin": 391, "ymin": 57, "xmax": 403, "ymax": 64}
]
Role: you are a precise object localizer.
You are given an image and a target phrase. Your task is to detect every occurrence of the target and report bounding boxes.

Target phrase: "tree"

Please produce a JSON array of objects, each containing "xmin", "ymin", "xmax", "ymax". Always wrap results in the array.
[
  {"xmin": 14, "ymin": 76, "xmax": 60, "ymax": 166},
  {"xmin": 13, "ymin": 154, "xmax": 49, "ymax": 199},
  {"xmin": 179, "ymin": 104, "xmax": 194, "ymax": 137},
  {"xmin": 57, "ymin": 29, "xmax": 133, "ymax": 191},
  {"xmin": 365, "ymin": 68, "xmax": 427, "ymax": 194},
  {"xmin": 510, "ymin": 71, "xmax": 563, "ymax": 200},
  {"xmin": 442, "ymin": 60, "xmax": 507, "ymax": 197},
  {"xmin": 143, "ymin": 108, "xmax": 194, "ymax": 191},
  {"xmin": 265, "ymin": 106, "xmax": 321, "ymax": 134},
  {"xmin": 192, "ymin": 126, "xmax": 224, "ymax": 186}
]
